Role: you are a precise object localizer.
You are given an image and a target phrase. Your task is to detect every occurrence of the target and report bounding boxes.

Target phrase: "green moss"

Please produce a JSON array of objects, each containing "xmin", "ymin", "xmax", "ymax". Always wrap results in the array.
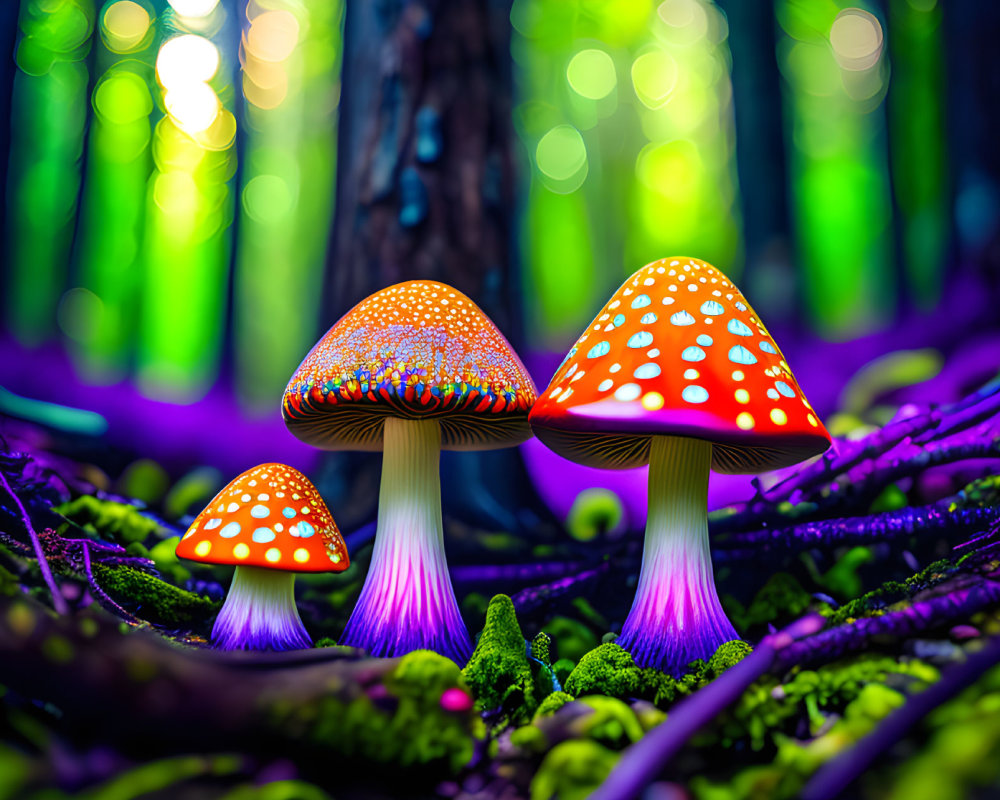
[
  {"xmin": 826, "ymin": 558, "xmax": 954, "ymax": 625},
  {"xmin": 286, "ymin": 650, "xmax": 479, "ymax": 773},
  {"xmin": 56, "ymin": 495, "xmax": 165, "ymax": 545},
  {"xmin": 552, "ymin": 658, "xmax": 576, "ymax": 687},
  {"xmin": 92, "ymin": 564, "xmax": 219, "ymax": 627},
  {"xmin": 462, "ymin": 594, "xmax": 536, "ymax": 722},
  {"xmin": 534, "ymin": 690, "xmax": 575, "ymax": 721},
  {"xmin": 530, "ymin": 631, "xmax": 552, "ymax": 666},
  {"xmin": 869, "ymin": 483, "xmax": 908, "ymax": 513},
  {"xmin": 706, "ymin": 640, "xmax": 753, "ymax": 678},
  {"xmin": 564, "ymin": 643, "xmax": 640, "ymax": 699},
  {"xmin": 530, "ymin": 740, "xmax": 619, "ymax": 800},
  {"xmin": 148, "ymin": 536, "xmax": 190, "ymax": 585},
  {"xmin": 951, "ymin": 474, "xmax": 1000, "ymax": 510}
]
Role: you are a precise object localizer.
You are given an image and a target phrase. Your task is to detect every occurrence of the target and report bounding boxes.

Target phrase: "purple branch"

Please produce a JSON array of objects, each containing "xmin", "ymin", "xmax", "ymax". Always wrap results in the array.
[
  {"xmin": 510, "ymin": 561, "xmax": 609, "ymax": 615},
  {"xmin": 590, "ymin": 615, "xmax": 826, "ymax": 800},
  {"xmin": 801, "ymin": 634, "xmax": 1000, "ymax": 800},
  {"xmin": 772, "ymin": 580, "xmax": 1000, "ymax": 673},
  {"xmin": 763, "ymin": 379, "xmax": 1000, "ymax": 507},
  {"xmin": 0, "ymin": 470, "xmax": 67, "ymax": 614},
  {"xmin": 80, "ymin": 539, "xmax": 139, "ymax": 624},
  {"xmin": 713, "ymin": 504, "xmax": 998, "ymax": 562}
]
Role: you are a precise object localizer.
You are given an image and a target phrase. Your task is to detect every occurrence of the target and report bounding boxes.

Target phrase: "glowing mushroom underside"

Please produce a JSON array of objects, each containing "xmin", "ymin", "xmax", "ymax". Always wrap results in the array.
[{"xmin": 530, "ymin": 257, "xmax": 831, "ymax": 674}]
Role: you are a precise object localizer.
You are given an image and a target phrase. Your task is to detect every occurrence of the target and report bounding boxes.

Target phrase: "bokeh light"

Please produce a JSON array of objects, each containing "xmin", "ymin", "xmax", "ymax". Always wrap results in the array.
[
  {"xmin": 535, "ymin": 124, "xmax": 588, "ymax": 192},
  {"xmin": 156, "ymin": 35, "xmax": 220, "ymax": 89},
  {"xmin": 165, "ymin": 82, "xmax": 220, "ymax": 134},
  {"xmin": 167, "ymin": 0, "xmax": 220, "ymax": 18},
  {"xmin": 831, "ymin": 8, "xmax": 884, "ymax": 71},
  {"xmin": 101, "ymin": 1, "xmax": 152, "ymax": 54},
  {"xmin": 566, "ymin": 49, "xmax": 617, "ymax": 100}
]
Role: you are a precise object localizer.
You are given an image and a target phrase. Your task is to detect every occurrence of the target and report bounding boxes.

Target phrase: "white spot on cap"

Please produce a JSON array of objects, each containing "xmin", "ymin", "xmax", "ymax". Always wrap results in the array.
[
  {"xmin": 728, "ymin": 345, "xmax": 758, "ymax": 365},
  {"xmin": 588, "ymin": 341, "xmax": 610, "ymax": 358},
  {"xmin": 610, "ymin": 363, "xmax": 622, "ymax": 373},
  {"xmin": 220, "ymin": 521, "xmax": 241, "ymax": 538},
  {"xmin": 700, "ymin": 301, "xmax": 724, "ymax": 316},
  {"xmin": 670, "ymin": 311, "xmax": 695, "ymax": 326},
  {"xmin": 681, "ymin": 346, "xmax": 706, "ymax": 362},
  {"xmin": 252, "ymin": 527, "xmax": 276, "ymax": 543},
  {"xmin": 634, "ymin": 363, "xmax": 661, "ymax": 380},
  {"xmin": 631, "ymin": 294, "xmax": 651, "ymax": 309},
  {"xmin": 640, "ymin": 312, "xmax": 658, "ymax": 324},
  {"xmin": 251, "ymin": 504, "xmax": 271, "ymax": 518},
  {"xmin": 682, "ymin": 385, "xmax": 709, "ymax": 404},
  {"xmin": 760, "ymin": 341, "xmax": 777, "ymax": 354},
  {"xmin": 728, "ymin": 319, "xmax": 753, "ymax": 337},
  {"xmin": 204, "ymin": 518, "xmax": 222, "ymax": 530},
  {"xmin": 614, "ymin": 383, "xmax": 641, "ymax": 402},
  {"xmin": 628, "ymin": 331, "xmax": 654, "ymax": 348},
  {"xmin": 776, "ymin": 381, "xmax": 795, "ymax": 397},
  {"xmin": 598, "ymin": 379, "xmax": 614, "ymax": 392}
]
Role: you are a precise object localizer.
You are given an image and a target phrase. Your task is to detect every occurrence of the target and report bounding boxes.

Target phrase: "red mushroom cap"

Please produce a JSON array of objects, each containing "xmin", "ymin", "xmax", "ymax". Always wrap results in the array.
[
  {"xmin": 175, "ymin": 463, "xmax": 349, "ymax": 573},
  {"xmin": 529, "ymin": 257, "xmax": 832, "ymax": 473},
  {"xmin": 282, "ymin": 281, "xmax": 537, "ymax": 451}
]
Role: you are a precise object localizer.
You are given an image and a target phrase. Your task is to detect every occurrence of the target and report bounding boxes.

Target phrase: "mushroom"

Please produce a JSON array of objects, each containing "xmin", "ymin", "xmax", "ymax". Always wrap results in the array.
[
  {"xmin": 529, "ymin": 257, "xmax": 831, "ymax": 674},
  {"xmin": 175, "ymin": 463, "xmax": 349, "ymax": 651},
  {"xmin": 282, "ymin": 281, "xmax": 537, "ymax": 664}
]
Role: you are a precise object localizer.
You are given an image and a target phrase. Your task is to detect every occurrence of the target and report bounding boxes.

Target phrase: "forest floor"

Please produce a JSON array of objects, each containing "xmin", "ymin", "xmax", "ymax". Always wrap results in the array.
[{"xmin": 2, "ymin": 372, "xmax": 1000, "ymax": 800}]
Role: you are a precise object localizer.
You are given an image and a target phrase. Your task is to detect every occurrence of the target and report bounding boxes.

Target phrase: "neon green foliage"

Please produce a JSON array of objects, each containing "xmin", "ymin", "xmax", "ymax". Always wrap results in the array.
[
  {"xmin": 566, "ymin": 488, "xmax": 624, "ymax": 541},
  {"xmin": 534, "ymin": 691, "xmax": 574, "ymax": 720},
  {"xmin": 573, "ymin": 696, "xmax": 645, "ymax": 749},
  {"xmin": 706, "ymin": 640, "xmax": 753, "ymax": 678},
  {"xmin": 564, "ymin": 643, "xmax": 641, "ymax": 698},
  {"xmin": 529, "ymin": 740, "xmax": 619, "ymax": 800},
  {"xmin": 462, "ymin": 595, "xmax": 536, "ymax": 722},
  {"xmin": 301, "ymin": 650, "xmax": 479, "ymax": 773},
  {"xmin": 56, "ymin": 495, "xmax": 165, "ymax": 544},
  {"xmin": 531, "ymin": 631, "xmax": 552, "ymax": 666},
  {"xmin": 92, "ymin": 564, "xmax": 219, "ymax": 627},
  {"xmin": 951, "ymin": 475, "xmax": 1000, "ymax": 511}
]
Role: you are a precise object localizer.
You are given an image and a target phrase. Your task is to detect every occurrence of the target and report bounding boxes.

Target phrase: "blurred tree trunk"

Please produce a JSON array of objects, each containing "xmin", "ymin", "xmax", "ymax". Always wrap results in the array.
[{"xmin": 328, "ymin": 0, "xmax": 519, "ymax": 335}]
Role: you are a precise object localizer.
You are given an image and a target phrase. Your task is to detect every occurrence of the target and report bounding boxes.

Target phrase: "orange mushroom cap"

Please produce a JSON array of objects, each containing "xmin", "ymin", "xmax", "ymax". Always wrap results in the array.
[
  {"xmin": 529, "ymin": 257, "xmax": 832, "ymax": 473},
  {"xmin": 175, "ymin": 463, "xmax": 349, "ymax": 573},
  {"xmin": 282, "ymin": 280, "xmax": 537, "ymax": 451}
]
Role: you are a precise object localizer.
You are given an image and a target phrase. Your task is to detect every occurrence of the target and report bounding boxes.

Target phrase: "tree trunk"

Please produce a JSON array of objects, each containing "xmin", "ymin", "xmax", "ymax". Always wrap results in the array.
[{"xmin": 328, "ymin": 0, "xmax": 519, "ymax": 336}]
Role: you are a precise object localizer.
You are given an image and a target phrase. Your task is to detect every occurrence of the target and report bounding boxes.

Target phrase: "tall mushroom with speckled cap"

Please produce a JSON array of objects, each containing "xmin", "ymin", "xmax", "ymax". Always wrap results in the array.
[
  {"xmin": 529, "ymin": 257, "xmax": 831, "ymax": 674},
  {"xmin": 282, "ymin": 280, "xmax": 537, "ymax": 664},
  {"xmin": 176, "ymin": 463, "xmax": 349, "ymax": 651}
]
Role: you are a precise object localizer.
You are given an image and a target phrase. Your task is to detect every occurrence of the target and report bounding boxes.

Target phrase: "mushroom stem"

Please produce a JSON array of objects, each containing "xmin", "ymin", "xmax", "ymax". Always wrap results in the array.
[
  {"xmin": 618, "ymin": 435, "xmax": 738, "ymax": 675},
  {"xmin": 212, "ymin": 565, "xmax": 311, "ymax": 651},
  {"xmin": 340, "ymin": 416, "xmax": 472, "ymax": 664}
]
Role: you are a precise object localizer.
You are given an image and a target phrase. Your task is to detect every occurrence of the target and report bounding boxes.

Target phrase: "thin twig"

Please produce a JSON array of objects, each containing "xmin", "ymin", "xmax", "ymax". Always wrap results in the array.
[{"xmin": 0, "ymin": 469, "xmax": 67, "ymax": 614}]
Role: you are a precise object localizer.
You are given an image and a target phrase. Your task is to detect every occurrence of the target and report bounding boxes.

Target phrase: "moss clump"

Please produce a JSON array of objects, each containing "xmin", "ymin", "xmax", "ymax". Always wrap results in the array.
[
  {"xmin": 534, "ymin": 690, "xmax": 574, "ymax": 720},
  {"xmin": 544, "ymin": 615, "xmax": 599, "ymax": 663},
  {"xmin": 951, "ymin": 474, "xmax": 1000, "ymax": 510},
  {"xmin": 564, "ymin": 643, "xmax": 641, "ymax": 699},
  {"xmin": 706, "ymin": 640, "xmax": 753, "ymax": 678},
  {"xmin": 826, "ymin": 557, "xmax": 954, "ymax": 625},
  {"xmin": 92, "ymin": 564, "xmax": 219, "ymax": 627},
  {"xmin": 529, "ymin": 740, "xmax": 619, "ymax": 800},
  {"xmin": 462, "ymin": 594, "xmax": 536, "ymax": 722},
  {"xmin": 300, "ymin": 650, "xmax": 480, "ymax": 773},
  {"xmin": 56, "ymin": 495, "xmax": 165, "ymax": 545},
  {"xmin": 530, "ymin": 631, "xmax": 552, "ymax": 666}
]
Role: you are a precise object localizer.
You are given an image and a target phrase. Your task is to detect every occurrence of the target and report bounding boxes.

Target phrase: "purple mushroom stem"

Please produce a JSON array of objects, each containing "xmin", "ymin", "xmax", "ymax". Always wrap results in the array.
[
  {"xmin": 211, "ymin": 566, "xmax": 312, "ymax": 651},
  {"xmin": 617, "ymin": 436, "xmax": 738, "ymax": 675},
  {"xmin": 801, "ymin": 633, "xmax": 1000, "ymax": 800},
  {"xmin": 712, "ymin": 504, "xmax": 998, "ymax": 562},
  {"xmin": 591, "ymin": 614, "xmax": 825, "ymax": 800},
  {"xmin": 0, "ymin": 469, "xmax": 68, "ymax": 615},
  {"xmin": 339, "ymin": 417, "xmax": 473, "ymax": 665}
]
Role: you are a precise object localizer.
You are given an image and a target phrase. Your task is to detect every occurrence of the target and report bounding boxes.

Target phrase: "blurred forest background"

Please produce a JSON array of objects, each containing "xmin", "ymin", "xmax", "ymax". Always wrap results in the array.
[{"xmin": 1, "ymin": 0, "xmax": 999, "ymax": 496}]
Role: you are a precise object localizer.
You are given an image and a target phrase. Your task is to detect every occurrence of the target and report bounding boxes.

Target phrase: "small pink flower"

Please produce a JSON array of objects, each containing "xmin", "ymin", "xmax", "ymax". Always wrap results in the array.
[{"xmin": 440, "ymin": 687, "xmax": 473, "ymax": 712}]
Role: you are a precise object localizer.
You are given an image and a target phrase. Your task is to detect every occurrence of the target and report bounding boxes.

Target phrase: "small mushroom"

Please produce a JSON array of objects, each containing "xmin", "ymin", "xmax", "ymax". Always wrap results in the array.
[
  {"xmin": 175, "ymin": 463, "xmax": 349, "ymax": 651},
  {"xmin": 529, "ymin": 257, "xmax": 831, "ymax": 674},
  {"xmin": 282, "ymin": 280, "xmax": 536, "ymax": 664}
]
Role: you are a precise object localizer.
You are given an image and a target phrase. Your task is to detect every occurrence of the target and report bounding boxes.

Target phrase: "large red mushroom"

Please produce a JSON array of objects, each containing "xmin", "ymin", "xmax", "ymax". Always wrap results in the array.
[{"xmin": 530, "ymin": 257, "xmax": 831, "ymax": 674}]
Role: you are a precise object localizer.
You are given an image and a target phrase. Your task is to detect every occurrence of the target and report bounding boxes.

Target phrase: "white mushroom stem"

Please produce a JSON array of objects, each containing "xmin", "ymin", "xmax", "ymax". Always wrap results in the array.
[
  {"xmin": 339, "ymin": 416, "xmax": 472, "ymax": 663},
  {"xmin": 212, "ymin": 565, "xmax": 311, "ymax": 651},
  {"xmin": 618, "ymin": 435, "xmax": 738, "ymax": 674}
]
